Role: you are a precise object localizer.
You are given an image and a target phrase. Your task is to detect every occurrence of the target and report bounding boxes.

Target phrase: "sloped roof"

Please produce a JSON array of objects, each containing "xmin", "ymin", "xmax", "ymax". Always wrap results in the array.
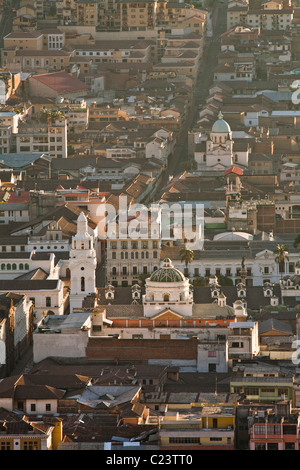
[
  {"xmin": 258, "ymin": 318, "xmax": 293, "ymax": 336},
  {"xmin": 31, "ymin": 72, "xmax": 90, "ymax": 93}
]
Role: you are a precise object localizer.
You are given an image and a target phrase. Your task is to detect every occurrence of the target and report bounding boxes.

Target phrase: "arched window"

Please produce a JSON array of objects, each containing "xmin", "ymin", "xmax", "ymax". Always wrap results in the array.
[
  {"xmin": 81, "ymin": 241, "xmax": 84, "ymax": 250},
  {"xmin": 25, "ymin": 263, "xmax": 29, "ymax": 270},
  {"xmin": 1, "ymin": 264, "xmax": 5, "ymax": 270},
  {"xmin": 12, "ymin": 264, "xmax": 17, "ymax": 270},
  {"xmin": 74, "ymin": 240, "xmax": 77, "ymax": 249},
  {"xmin": 7, "ymin": 263, "xmax": 11, "ymax": 270},
  {"xmin": 81, "ymin": 277, "xmax": 85, "ymax": 292},
  {"xmin": 164, "ymin": 294, "xmax": 170, "ymax": 302}
]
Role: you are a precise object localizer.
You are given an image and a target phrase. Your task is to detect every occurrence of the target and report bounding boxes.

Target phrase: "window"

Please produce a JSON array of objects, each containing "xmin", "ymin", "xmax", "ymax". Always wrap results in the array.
[
  {"xmin": 81, "ymin": 277, "xmax": 85, "ymax": 291},
  {"xmin": 255, "ymin": 443, "xmax": 266, "ymax": 450},
  {"xmin": 46, "ymin": 297, "xmax": 51, "ymax": 307},
  {"xmin": 0, "ymin": 442, "xmax": 11, "ymax": 450},
  {"xmin": 31, "ymin": 404, "xmax": 36, "ymax": 412},
  {"xmin": 244, "ymin": 388, "xmax": 259, "ymax": 395},
  {"xmin": 23, "ymin": 441, "xmax": 39, "ymax": 450},
  {"xmin": 285, "ymin": 442, "xmax": 295, "ymax": 450},
  {"xmin": 17, "ymin": 401, "xmax": 24, "ymax": 411},
  {"xmin": 268, "ymin": 443, "xmax": 278, "ymax": 450},
  {"xmin": 46, "ymin": 403, "xmax": 51, "ymax": 412},
  {"xmin": 169, "ymin": 437, "xmax": 200, "ymax": 444}
]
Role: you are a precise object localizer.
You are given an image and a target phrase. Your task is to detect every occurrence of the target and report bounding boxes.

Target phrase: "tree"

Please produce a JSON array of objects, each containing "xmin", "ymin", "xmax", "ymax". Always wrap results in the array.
[
  {"xmin": 180, "ymin": 247, "xmax": 194, "ymax": 275},
  {"xmin": 217, "ymin": 275, "xmax": 233, "ymax": 286},
  {"xmin": 179, "ymin": 159, "xmax": 197, "ymax": 172},
  {"xmin": 138, "ymin": 273, "xmax": 149, "ymax": 287},
  {"xmin": 40, "ymin": 109, "xmax": 65, "ymax": 124},
  {"xmin": 193, "ymin": 276, "xmax": 208, "ymax": 286},
  {"xmin": 273, "ymin": 244, "xmax": 289, "ymax": 280},
  {"xmin": 293, "ymin": 233, "xmax": 300, "ymax": 249}
]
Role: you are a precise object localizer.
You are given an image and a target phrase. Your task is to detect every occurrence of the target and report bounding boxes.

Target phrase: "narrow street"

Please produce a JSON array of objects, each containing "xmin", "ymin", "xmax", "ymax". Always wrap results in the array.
[
  {"xmin": 0, "ymin": 0, "xmax": 18, "ymax": 51},
  {"xmin": 153, "ymin": 1, "xmax": 228, "ymax": 199}
]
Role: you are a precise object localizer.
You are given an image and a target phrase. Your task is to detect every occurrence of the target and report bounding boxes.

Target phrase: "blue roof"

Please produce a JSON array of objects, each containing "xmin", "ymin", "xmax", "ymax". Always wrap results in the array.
[
  {"xmin": 211, "ymin": 111, "xmax": 231, "ymax": 133},
  {"xmin": 0, "ymin": 153, "xmax": 49, "ymax": 168}
]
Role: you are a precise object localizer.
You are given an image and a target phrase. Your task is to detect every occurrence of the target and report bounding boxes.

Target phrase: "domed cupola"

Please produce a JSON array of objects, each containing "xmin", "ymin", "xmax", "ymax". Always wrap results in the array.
[
  {"xmin": 143, "ymin": 258, "xmax": 193, "ymax": 317},
  {"xmin": 211, "ymin": 111, "xmax": 232, "ymax": 143},
  {"xmin": 149, "ymin": 258, "xmax": 186, "ymax": 283}
]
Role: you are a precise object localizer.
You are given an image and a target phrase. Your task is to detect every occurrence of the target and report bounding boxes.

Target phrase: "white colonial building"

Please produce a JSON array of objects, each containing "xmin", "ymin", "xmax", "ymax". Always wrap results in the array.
[
  {"xmin": 194, "ymin": 112, "xmax": 249, "ymax": 171},
  {"xmin": 143, "ymin": 258, "xmax": 193, "ymax": 317}
]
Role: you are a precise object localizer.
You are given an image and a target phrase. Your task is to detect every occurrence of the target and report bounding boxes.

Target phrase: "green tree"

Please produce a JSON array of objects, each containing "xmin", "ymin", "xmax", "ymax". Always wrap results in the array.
[
  {"xmin": 40, "ymin": 109, "xmax": 65, "ymax": 123},
  {"xmin": 138, "ymin": 273, "xmax": 149, "ymax": 287},
  {"xmin": 293, "ymin": 233, "xmax": 300, "ymax": 248},
  {"xmin": 217, "ymin": 275, "xmax": 234, "ymax": 286},
  {"xmin": 273, "ymin": 244, "xmax": 289, "ymax": 280},
  {"xmin": 179, "ymin": 159, "xmax": 197, "ymax": 172},
  {"xmin": 193, "ymin": 276, "xmax": 208, "ymax": 286},
  {"xmin": 180, "ymin": 247, "xmax": 194, "ymax": 275}
]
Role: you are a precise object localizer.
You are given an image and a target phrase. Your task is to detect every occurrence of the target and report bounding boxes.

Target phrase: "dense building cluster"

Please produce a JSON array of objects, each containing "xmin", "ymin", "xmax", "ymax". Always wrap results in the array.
[{"xmin": 0, "ymin": 0, "xmax": 300, "ymax": 452}]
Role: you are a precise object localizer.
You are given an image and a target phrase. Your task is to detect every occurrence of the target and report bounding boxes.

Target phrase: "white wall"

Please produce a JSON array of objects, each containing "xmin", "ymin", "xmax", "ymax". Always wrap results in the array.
[{"xmin": 33, "ymin": 331, "xmax": 89, "ymax": 363}]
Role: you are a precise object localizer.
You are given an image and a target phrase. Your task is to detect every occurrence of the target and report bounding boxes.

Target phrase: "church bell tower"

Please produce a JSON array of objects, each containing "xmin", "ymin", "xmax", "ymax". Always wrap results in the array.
[{"xmin": 69, "ymin": 212, "xmax": 97, "ymax": 312}]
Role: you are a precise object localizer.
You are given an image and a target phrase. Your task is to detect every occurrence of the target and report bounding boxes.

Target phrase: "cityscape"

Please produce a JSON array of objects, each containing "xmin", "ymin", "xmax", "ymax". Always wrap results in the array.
[{"xmin": 0, "ymin": 0, "xmax": 299, "ymax": 454}]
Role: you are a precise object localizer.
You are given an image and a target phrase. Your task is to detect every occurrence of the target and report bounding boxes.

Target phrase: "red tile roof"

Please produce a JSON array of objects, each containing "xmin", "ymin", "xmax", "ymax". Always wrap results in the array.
[
  {"xmin": 31, "ymin": 72, "xmax": 90, "ymax": 93},
  {"xmin": 224, "ymin": 166, "xmax": 244, "ymax": 176}
]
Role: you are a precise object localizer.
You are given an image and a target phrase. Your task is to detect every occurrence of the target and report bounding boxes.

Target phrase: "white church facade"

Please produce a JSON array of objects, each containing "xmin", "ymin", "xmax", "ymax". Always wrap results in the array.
[
  {"xmin": 194, "ymin": 112, "xmax": 249, "ymax": 171},
  {"xmin": 69, "ymin": 212, "xmax": 97, "ymax": 312}
]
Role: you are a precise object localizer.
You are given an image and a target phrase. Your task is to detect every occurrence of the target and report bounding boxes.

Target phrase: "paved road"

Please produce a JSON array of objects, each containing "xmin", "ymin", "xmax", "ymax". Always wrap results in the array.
[{"xmin": 0, "ymin": 1, "xmax": 18, "ymax": 51}]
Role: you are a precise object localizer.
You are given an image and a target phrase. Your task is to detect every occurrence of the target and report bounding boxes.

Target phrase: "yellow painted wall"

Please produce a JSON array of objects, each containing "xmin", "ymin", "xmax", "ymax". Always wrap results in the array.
[
  {"xmin": 202, "ymin": 416, "xmax": 234, "ymax": 428},
  {"xmin": 51, "ymin": 420, "xmax": 63, "ymax": 451},
  {"xmin": 200, "ymin": 436, "xmax": 228, "ymax": 446}
]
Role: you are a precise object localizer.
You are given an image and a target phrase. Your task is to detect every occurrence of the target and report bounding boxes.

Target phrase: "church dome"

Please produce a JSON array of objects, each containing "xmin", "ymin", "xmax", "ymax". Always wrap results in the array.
[
  {"xmin": 211, "ymin": 111, "xmax": 231, "ymax": 134},
  {"xmin": 149, "ymin": 258, "xmax": 185, "ymax": 283}
]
